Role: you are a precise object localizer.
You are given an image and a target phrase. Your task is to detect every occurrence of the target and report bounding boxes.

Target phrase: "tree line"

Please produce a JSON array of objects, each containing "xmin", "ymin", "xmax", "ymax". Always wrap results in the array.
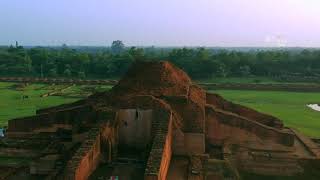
[{"xmin": 1, "ymin": 41, "xmax": 320, "ymax": 80}]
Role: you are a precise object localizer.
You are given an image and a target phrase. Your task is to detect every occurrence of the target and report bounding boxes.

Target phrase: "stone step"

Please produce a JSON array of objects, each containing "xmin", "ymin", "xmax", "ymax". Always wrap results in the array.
[
  {"xmin": 246, "ymin": 157, "xmax": 298, "ymax": 163},
  {"xmin": 292, "ymin": 129, "xmax": 320, "ymax": 158},
  {"xmin": 241, "ymin": 160, "xmax": 303, "ymax": 176},
  {"xmin": 116, "ymin": 157, "xmax": 144, "ymax": 164}
]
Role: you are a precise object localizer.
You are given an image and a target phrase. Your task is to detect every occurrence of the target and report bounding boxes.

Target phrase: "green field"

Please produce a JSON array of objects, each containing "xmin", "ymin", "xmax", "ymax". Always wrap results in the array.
[
  {"xmin": 214, "ymin": 90, "xmax": 320, "ymax": 138},
  {"xmin": 0, "ymin": 82, "xmax": 114, "ymax": 127},
  {"xmin": 197, "ymin": 76, "xmax": 318, "ymax": 85},
  {"xmin": 197, "ymin": 77, "xmax": 278, "ymax": 84},
  {"xmin": 0, "ymin": 82, "xmax": 81, "ymax": 126}
]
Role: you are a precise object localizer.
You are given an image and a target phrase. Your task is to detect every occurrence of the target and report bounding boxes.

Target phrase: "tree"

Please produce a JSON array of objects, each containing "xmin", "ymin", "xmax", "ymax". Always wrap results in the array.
[
  {"xmin": 78, "ymin": 71, "xmax": 86, "ymax": 79},
  {"xmin": 48, "ymin": 68, "xmax": 57, "ymax": 77},
  {"xmin": 111, "ymin": 40, "xmax": 125, "ymax": 55},
  {"xmin": 239, "ymin": 65, "xmax": 251, "ymax": 77},
  {"xmin": 28, "ymin": 48, "xmax": 49, "ymax": 75},
  {"xmin": 63, "ymin": 69, "xmax": 72, "ymax": 77},
  {"xmin": 216, "ymin": 63, "xmax": 228, "ymax": 77},
  {"xmin": 196, "ymin": 47, "xmax": 210, "ymax": 60},
  {"xmin": 128, "ymin": 47, "xmax": 145, "ymax": 61},
  {"xmin": 1, "ymin": 44, "xmax": 320, "ymax": 80}
]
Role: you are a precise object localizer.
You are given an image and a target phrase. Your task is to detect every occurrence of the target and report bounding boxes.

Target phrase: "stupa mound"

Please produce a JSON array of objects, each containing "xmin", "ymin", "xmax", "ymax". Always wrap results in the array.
[{"xmin": 110, "ymin": 61, "xmax": 192, "ymax": 97}]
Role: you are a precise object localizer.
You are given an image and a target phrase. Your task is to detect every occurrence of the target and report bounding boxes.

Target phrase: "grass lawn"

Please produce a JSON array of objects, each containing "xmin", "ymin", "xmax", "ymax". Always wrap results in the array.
[
  {"xmin": 197, "ymin": 77, "xmax": 278, "ymax": 84},
  {"xmin": 0, "ymin": 82, "xmax": 113, "ymax": 127},
  {"xmin": 0, "ymin": 82, "xmax": 80, "ymax": 127},
  {"xmin": 214, "ymin": 90, "xmax": 320, "ymax": 138},
  {"xmin": 197, "ymin": 76, "xmax": 318, "ymax": 85}
]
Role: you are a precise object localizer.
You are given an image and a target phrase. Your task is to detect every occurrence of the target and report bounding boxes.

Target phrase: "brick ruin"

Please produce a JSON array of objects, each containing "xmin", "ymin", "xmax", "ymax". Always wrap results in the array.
[{"xmin": 1, "ymin": 61, "xmax": 320, "ymax": 180}]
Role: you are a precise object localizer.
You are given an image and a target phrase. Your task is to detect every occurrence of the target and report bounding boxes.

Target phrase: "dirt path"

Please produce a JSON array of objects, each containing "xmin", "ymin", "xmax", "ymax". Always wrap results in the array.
[{"xmin": 40, "ymin": 85, "xmax": 74, "ymax": 97}]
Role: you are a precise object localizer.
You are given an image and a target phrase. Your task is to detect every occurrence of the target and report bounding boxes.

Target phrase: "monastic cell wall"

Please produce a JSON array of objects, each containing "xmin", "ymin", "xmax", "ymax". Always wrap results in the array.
[
  {"xmin": 65, "ymin": 125, "xmax": 106, "ymax": 180},
  {"xmin": 206, "ymin": 93, "xmax": 283, "ymax": 128},
  {"xmin": 172, "ymin": 131, "xmax": 205, "ymax": 155},
  {"xmin": 158, "ymin": 119, "xmax": 173, "ymax": 180},
  {"xmin": 145, "ymin": 111, "xmax": 173, "ymax": 180},
  {"xmin": 206, "ymin": 106, "xmax": 294, "ymax": 146},
  {"xmin": 7, "ymin": 105, "xmax": 95, "ymax": 137},
  {"xmin": 117, "ymin": 109, "xmax": 153, "ymax": 149}
]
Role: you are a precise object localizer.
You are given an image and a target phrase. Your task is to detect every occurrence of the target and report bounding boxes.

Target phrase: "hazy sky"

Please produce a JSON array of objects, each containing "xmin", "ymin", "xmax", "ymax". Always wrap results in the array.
[{"xmin": 0, "ymin": 0, "xmax": 320, "ymax": 47}]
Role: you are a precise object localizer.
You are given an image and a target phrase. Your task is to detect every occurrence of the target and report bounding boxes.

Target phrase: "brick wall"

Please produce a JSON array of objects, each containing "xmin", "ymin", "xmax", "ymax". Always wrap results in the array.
[
  {"xmin": 172, "ymin": 131, "xmax": 205, "ymax": 155},
  {"xmin": 206, "ymin": 105, "xmax": 294, "ymax": 146},
  {"xmin": 206, "ymin": 93, "xmax": 283, "ymax": 129},
  {"xmin": 7, "ymin": 105, "xmax": 95, "ymax": 137},
  {"xmin": 145, "ymin": 111, "xmax": 173, "ymax": 180},
  {"xmin": 117, "ymin": 109, "xmax": 153, "ymax": 149},
  {"xmin": 64, "ymin": 126, "xmax": 102, "ymax": 180}
]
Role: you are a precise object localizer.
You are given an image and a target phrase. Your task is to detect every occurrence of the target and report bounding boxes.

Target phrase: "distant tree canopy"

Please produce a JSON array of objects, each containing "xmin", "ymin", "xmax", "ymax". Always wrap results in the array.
[
  {"xmin": 1, "ymin": 41, "xmax": 320, "ymax": 81},
  {"xmin": 111, "ymin": 40, "xmax": 125, "ymax": 55}
]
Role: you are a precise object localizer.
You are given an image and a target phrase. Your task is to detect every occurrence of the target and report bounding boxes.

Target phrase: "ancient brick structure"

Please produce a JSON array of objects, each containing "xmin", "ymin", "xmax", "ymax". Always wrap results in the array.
[{"xmin": 1, "ymin": 61, "xmax": 320, "ymax": 179}]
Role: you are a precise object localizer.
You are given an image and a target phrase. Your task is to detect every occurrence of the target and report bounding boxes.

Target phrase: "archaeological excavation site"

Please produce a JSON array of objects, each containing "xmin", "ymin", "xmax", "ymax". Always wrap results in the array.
[{"xmin": 1, "ymin": 61, "xmax": 320, "ymax": 180}]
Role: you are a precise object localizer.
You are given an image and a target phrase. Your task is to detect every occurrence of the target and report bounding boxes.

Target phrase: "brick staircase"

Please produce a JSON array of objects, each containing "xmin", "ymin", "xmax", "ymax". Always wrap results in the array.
[{"xmin": 240, "ymin": 157, "xmax": 303, "ymax": 176}]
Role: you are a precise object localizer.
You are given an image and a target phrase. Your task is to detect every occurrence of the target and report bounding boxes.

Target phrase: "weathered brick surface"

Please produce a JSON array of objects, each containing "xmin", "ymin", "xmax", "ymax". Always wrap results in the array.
[
  {"xmin": 7, "ymin": 105, "xmax": 96, "ymax": 137},
  {"xmin": 145, "ymin": 111, "xmax": 172, "ymax": 180},
  {"xmin": 206, "ymin": 93, "xmax": 283, "ymax": 128},
  {"xmin": 206, "ymin": 105, "xmax": 294, "ymax": 146},
  {"xmin": 65, "ymin": 125, "xmax": 102, "ymax": 180}
]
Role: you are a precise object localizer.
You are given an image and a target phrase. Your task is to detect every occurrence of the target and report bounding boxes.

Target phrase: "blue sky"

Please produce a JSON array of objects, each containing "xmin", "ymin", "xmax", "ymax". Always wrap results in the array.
[{"xmin": 0, "ymin": 0, "xmax": 320, "ymax": 47}]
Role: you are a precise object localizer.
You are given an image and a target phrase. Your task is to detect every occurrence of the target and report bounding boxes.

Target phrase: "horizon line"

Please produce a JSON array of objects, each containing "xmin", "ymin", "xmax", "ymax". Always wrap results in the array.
[{"xmin": 1, "ymin": 44, "xmax": 320, "ymax": 49}]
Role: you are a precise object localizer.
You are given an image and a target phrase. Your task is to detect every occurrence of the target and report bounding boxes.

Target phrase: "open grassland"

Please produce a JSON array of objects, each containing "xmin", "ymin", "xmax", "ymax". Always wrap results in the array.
[
  {"xmin": 198, "ymin": 77, "xmax": 278, "ymax": 84},
  {"xmin": 214, "ymin": 90, "xmax": 320, "ymax": 138},
  {"xmin": 0, "ymin": 82, "xmax": 79, "ymax": 126},
  {"xmin": 197, "ymin": 76, "xmax": 319, "ymax": 85},
  {"xmin": 0, "ymin": 82, "xmax": 112, "ymax": 127}
]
